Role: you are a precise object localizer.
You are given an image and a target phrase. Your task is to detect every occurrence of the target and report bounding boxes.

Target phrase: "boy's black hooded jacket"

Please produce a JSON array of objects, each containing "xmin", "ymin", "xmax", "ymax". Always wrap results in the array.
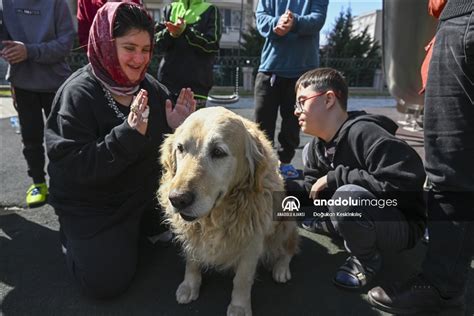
[{"xmin": 304, "ymin": 111, "xmax": 427, "ymax": 243}]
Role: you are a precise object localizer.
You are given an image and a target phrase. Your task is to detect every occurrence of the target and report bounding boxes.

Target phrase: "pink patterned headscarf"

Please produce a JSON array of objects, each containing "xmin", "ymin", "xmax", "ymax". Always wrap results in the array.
[{"xmin": 87, "ymin": 2, "xmax": 151, "ymax": 95}]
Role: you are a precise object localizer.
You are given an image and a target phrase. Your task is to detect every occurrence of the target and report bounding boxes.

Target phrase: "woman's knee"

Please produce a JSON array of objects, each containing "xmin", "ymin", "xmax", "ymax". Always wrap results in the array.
[{"xmin": 67, "ymin": 253, "xmax": 137, "ymax": 299}]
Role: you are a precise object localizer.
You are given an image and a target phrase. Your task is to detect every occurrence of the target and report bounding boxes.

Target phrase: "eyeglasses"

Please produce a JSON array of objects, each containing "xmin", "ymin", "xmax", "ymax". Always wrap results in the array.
[{"xmin": 294, "ymin": 91, "xmax": 327, "ymax": 113}]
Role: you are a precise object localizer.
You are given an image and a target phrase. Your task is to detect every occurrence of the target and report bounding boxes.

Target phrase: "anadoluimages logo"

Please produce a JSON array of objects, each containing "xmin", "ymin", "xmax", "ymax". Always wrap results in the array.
[{"xmin": 281, "ymin": 196, "xmax": 300, "ymax": 212}]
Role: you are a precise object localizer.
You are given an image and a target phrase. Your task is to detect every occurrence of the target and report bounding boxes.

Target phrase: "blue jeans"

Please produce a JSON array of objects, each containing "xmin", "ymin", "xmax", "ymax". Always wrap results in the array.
[{"xmin": 422, "ymin": 12, "xmax": 474, "ymax": 297}]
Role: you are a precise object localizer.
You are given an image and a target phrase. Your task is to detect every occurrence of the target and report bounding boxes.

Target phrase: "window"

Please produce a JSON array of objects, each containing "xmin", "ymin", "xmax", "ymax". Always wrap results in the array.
[
  {"xmin": 148, "ymin": 8, "xmax": 161, "ymax": 23},
  {"xmin": 221, "ymin": 9, "xmax": 241, "ymax": 33}
]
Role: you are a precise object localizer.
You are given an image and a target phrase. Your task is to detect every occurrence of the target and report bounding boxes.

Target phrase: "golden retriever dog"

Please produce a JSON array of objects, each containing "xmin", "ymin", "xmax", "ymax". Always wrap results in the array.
[{"xmin": 158, "ymin": 107, "xmax": 299, "ymax": 316}]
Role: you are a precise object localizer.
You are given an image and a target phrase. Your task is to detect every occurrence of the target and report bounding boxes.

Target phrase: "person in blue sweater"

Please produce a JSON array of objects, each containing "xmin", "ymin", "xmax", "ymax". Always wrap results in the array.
[
  {"xmin": 1, "ymin": 0, "xmax": 75, "ymax": 207},
  {"xmin": 254, "ymin": 0, "xmax": 328, "ymax": 179}
]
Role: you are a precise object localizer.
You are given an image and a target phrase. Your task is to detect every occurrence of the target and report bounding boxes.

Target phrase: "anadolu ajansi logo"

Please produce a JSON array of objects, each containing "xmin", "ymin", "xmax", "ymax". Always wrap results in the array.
[{"xmin": 281, "ymin": 196, "xmax": 300, "ymax": 212}]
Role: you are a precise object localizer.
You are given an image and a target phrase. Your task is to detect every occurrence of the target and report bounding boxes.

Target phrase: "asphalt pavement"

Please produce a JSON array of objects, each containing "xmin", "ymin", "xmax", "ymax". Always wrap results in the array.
[{"xmin": 1, "ymin": 96, "xmax": 472, "ymax": 316}]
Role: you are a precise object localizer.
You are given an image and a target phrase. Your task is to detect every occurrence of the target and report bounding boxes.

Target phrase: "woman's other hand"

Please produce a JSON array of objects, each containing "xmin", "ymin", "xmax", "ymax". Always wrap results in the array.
[
  {"xmin": 165, "ymin": 88, "xmax": 196, "ymax": 130},
  {"xmin": 128, "ymin": 89, "xmax": 149, "ymax": 135}
]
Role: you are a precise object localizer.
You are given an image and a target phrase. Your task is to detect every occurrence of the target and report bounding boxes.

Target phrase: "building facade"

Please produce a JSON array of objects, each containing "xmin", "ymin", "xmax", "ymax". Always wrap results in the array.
[{"xmin": 352, "ymin": 10, "xmax": 382, "ymax": 48}]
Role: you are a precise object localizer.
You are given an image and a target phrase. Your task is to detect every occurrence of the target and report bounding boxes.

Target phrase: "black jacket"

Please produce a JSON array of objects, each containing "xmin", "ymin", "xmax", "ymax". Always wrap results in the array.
[
  {"xmin": 155, "ymin": 4, "xmax": 221, "ymax": 97},
  {"xmin": 45, "ymin": 65, "xmax": 172, "ymax": 237},
  {"xmin": 440, "ymin": 0, "xmax": 473, "ymax": 20},
  {"xmin": 304, "ymin": 111, "xmax": 427, "ymax": 236}
]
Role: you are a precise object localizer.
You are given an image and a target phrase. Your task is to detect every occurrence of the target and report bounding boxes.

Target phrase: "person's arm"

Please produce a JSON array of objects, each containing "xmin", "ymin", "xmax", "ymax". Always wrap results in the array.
[
  {"xmin": 291, "ymin": 0, "xmax": 328, "ymax": 36},
  {"xmin": 25, "ymin": 0, "xmax": 75, "ymax": 64},
  {"xmin": 303, "ymin": 139, "xmax": 329, "ymax": 192},
  {"xmin": 327, "ymin": 136, "xmax": 425, "ymax": 194},
  {"xmin": 155, "ymin": 5, "xmax": 175, "ymax": 52},
  {"xmin": 255, "ymin": 0, "xmax": 281, "ymax": 39},
  {"xmin": 46, "ymin": 86, "xmax": 150, "ymax": 186},
  {"xmin": 183, "ymin": 5, "xmax": 221, "ymax": 54}
]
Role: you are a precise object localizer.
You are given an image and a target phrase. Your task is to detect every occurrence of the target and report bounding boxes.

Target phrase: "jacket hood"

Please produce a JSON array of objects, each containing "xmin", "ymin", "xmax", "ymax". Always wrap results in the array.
[
  {"xmin": 334, "ymin": 110, "xmax": 399, "ymax": 143},
  {"xmin": 312, "ymin": 111, "xmax": 399, "ymax": 168}
]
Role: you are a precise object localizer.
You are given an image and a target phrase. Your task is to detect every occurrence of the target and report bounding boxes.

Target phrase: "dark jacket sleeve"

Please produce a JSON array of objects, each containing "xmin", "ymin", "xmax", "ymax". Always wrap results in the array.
[
  {"xmin": 155, "ymin": 5, "xmax": 174, "ymax": 52},
  {"xmin": 183, "ymin": 6, "xmax": 221, "ymax": 54},
  {"xmin": 46, "ymin": 84, "xmax": 150, "ymax": 186},
  {"xmin": 303, "ymin": 138, "xmax": 330, "ymax": 192},
  {"xmin": 291, "ymin": 0, "xmax": 328, "ymax": 36},
  {"xmin": 255, "ymin": 0, "xmax": 280, "ymax": 40},
  {"xmin": 326, "ymin": 125, "xmax": 426, "ymax": 194}
]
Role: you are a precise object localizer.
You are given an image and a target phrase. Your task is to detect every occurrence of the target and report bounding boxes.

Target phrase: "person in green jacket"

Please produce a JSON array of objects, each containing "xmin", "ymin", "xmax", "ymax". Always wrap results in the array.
[{"xmin": 155, "ymin": 0, "xmax": 222, "ymax": 109}]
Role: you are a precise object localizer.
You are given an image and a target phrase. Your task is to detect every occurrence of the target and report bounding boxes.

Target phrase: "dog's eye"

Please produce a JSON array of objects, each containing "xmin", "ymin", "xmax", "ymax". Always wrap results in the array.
[
  {"xmin": 177, "ymin": 143, "xmax": 184, "ymax": 153},
  {"xmin": 211, "ymin": 147, "xmax": 227, "ymax": 158}
]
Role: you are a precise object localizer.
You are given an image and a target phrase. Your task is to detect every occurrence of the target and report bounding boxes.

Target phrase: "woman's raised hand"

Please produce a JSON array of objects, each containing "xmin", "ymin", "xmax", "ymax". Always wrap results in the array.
[
  {"xmin": 128, "ymin": 89, "xmax": 149, "ymax": 136},
  {"xmin": 165, "ymin": 88, "xmax": 196, "ymax": 130}
]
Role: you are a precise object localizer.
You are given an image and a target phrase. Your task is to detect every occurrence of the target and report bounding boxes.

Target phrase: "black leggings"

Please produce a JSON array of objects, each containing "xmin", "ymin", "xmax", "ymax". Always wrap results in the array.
[{"xmin": 14, "ymin": 87, "xmax": 55, "ymax": 184}]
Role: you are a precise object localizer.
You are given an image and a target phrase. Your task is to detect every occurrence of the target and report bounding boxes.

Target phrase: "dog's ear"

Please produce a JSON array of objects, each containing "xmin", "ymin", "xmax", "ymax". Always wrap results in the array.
[
  {"xmin": 245, "ymin": 126, "xmax": 268, "ymax": 192},
  {"xmin": 160, "ymin": 133, "xmax": 177, "ymax": 178}
]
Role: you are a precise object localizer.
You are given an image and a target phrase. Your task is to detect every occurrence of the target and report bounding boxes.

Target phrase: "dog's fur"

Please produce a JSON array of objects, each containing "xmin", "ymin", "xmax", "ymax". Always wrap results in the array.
[{"xmin": 158, "ymin": 107, "xmax": 299, "ymax": 316}]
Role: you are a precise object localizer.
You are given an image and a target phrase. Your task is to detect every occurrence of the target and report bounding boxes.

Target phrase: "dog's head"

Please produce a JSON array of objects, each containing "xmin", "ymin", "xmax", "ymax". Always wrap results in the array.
[{"xmin": 159, "ymin": 107, "xmax": 276, "ymax": 222}]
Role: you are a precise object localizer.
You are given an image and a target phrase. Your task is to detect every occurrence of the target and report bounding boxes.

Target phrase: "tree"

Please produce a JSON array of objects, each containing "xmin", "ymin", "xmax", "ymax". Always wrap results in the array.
[{"xmin": 320, "ymin": 8, "xmax": 381, "ymax": 86}]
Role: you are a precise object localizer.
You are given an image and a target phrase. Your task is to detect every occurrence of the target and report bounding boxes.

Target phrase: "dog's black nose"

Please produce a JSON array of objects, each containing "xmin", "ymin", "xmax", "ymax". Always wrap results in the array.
[{"xmin": 169, "ymin": 190, "xmax": 195, "ymax": 210}]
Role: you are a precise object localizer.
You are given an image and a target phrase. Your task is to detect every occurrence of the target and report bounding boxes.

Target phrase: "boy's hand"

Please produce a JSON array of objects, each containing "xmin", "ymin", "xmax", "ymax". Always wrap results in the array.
[
  {"xmin": 166, "ymin": 18, "xmax": 186, "ymax": 38},
  {"xmin": 1, "ymin": 40, "xmax": 27, "ymax": 64},
  {"xmin": 309, "ymin": 175, "xmax": 328, "ymax": 200},
  {"xmin": 273, "ymin": 10, "xmax": 294, "ymax": 36}
]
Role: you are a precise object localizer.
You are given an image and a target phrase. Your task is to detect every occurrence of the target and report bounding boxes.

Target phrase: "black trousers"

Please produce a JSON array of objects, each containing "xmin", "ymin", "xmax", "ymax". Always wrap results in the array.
[
  {"xmin": 14, "ymin": 87, "xmax": 55, "ymax": 184},
  {"xmin": 254, "ymin": 72, "xmax": 300, "ymax": 163},
  {"xmin": 422, "ymin": 12, "xmax": 474, "ymax": 298},
  {"xmin": 57, "ymin": 199, "xmax": 166, "ymax": 299},
  {"xmin": 59, "ymin": 211, "xmax": 143, "ymax": 299}
]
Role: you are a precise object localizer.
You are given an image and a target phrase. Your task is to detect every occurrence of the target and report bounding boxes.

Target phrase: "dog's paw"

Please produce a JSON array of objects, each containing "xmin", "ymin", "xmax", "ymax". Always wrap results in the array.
[
  {"xmin": 272, "ymin": 258, "xmax": 292, "ymax": 283},
  {"xmin": 227, "ymin": 304, "xmax": 252, "ymax": 316},
  {"xmin": 176, "ymin": 282, "xmax": 199, "ymax": 304}
]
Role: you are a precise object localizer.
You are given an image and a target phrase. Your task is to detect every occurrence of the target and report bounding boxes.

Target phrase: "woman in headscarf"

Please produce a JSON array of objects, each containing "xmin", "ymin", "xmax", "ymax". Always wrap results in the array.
[{"xmin": 45, "ymin": 2, "xmax": 195, "ymax": 299}]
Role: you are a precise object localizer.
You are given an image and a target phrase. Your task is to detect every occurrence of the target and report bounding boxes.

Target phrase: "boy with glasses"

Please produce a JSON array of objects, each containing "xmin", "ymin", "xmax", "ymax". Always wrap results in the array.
[{"xmin": 287, "ymin": 68, "xmax": 427, "ymax": 290}]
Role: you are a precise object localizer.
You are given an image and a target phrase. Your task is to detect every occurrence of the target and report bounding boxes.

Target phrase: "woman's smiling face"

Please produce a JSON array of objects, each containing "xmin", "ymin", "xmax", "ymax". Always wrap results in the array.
[{"xmin": 115, "ymin": 28, "xmax": 151, "ymax": 83}]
